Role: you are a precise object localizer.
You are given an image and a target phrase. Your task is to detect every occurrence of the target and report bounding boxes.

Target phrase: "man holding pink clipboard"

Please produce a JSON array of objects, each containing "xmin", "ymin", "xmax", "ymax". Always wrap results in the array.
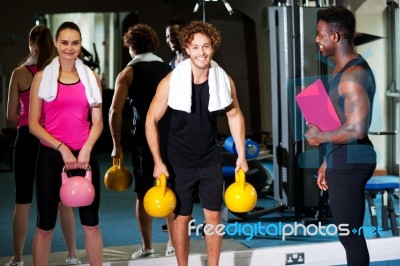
[
  {"xmin": 296, "ymin": 79, "xmax": 341, "ymax": 132},
  {"xmin": 302, "ymin": 6, "xmax": 376, "ymax": 266}
]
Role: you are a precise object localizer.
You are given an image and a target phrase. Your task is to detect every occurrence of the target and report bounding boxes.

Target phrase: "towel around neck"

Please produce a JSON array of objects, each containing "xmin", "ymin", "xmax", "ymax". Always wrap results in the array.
[
  {"xmin": 168, "ymin": 59, "xmax": 232, "ymax": 113},
  {"xmin": 38, "ymin": 56, "xmax": 102, "ymax": 107}
]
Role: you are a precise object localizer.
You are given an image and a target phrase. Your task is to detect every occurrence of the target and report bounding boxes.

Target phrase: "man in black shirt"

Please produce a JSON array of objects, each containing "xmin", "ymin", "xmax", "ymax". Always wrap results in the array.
[
  {"xmin": 109, "ymin": 23, "xmax": 173, "ymax": 260},
  {"xmin": 305, "ymin": 6, "xmax": 376, "ymax": 266},
  {"xmin": 146, "ymin": 21, "xmax": 248, "ymax": 266}
]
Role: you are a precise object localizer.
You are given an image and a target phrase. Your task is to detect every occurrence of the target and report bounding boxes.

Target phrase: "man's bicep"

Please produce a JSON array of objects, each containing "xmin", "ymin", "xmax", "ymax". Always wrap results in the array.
[{"xmin": 343, "ymin": 83, "xmax": 370, "ymax": 128}]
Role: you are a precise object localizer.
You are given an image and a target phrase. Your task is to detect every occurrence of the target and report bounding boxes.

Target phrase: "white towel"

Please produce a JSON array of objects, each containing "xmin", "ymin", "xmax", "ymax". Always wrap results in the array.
[
  {"xmin": 38, "ymin": 57, "xmax": 102, "ymax": 107},
  {"xmin": 168, "ymin": 59, "xmax": 232, "ymax": 113},
  {"xmin": 127, "ymin": 52, "xmax": 163, "ymax": 66}
]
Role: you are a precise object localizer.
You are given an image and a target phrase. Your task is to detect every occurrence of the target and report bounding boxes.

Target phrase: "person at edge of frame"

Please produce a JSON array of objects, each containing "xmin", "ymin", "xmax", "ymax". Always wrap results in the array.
[{"xmin": 305, "ymin": 6, "xmax": 377, "ymax": 266}]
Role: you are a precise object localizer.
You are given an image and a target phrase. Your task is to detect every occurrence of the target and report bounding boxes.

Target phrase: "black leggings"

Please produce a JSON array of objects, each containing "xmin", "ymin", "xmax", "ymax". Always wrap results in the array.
[
  {"xmin": 35, "ymin": 144, "xmax": 101, "ymax": 230},
  {"xmin": 13, "ymin": 126, "xmax": 39, "ymax": 204},
  {"xmin": 326, "ymin": 163, "xmax": 376, "ymax": 266}
]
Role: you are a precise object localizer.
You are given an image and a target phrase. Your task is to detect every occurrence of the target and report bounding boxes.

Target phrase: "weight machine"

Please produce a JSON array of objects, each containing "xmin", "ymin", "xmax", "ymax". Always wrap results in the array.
[{"xmin": 222, "ymin": 2, "xmax": 331, "ymax": 222}]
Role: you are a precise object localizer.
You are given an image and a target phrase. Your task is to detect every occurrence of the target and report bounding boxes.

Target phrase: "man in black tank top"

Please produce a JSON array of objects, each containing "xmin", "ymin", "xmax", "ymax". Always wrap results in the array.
[
  {"xmin": 305, "ymin": 6, "xmax": 376, "ymax": 266},
  {"xmin": 109, "ymin": 24, "xmax": 174, "ymax": 260},
  {"xmin": 165, "ymin": 16, "xmax": 188, "ymax": 70},
  {"xmin": 146, "ymin": 21, "xmax": 248, "ymax": 266}
]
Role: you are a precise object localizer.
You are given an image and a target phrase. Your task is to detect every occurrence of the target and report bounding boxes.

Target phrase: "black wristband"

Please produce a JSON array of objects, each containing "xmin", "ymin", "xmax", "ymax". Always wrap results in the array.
[{"xmin": 56, "ymin": 142, "xmax": 64, "ymax": 150}]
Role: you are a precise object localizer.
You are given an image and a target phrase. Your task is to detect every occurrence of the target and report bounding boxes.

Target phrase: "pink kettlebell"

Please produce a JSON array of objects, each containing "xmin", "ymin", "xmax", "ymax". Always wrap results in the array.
[{"xmin": 60, "ymin": 166, "xmax": 95, "ymax": 207}]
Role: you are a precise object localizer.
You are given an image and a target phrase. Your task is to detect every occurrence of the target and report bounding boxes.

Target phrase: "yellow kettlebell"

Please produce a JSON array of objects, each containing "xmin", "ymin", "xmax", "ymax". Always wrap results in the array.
[
  {"xmin": 144, "ymin": 174, "xmax": 176, "ymax": 218},
  {"xmin": 224, "ymin": 169, "xmax": 257, "ymax": 213},
  {"xmin": 104, "ymin": 153, "xmax": 133, "ymax": 191}
]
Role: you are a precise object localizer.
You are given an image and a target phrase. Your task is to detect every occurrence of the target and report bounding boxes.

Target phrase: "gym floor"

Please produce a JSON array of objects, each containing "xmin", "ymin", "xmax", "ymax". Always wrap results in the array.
[{"xmin": 0, "ymin": 151, "xmax": 399, "ymax": 265}]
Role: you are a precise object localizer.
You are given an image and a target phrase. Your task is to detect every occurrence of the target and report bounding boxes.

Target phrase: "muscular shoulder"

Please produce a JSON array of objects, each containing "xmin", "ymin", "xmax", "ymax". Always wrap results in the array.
[
  {"xmin": 116, "ymin": 66, "xmax": 134, "ymax": 85},
  {"xmin": 341, "ymin": 64, "xmax": 372, "ymax": 84}
]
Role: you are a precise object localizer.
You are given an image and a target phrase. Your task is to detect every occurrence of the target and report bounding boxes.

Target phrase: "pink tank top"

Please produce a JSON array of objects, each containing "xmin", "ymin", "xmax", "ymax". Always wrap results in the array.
[
  {"xmin": 18, "ymin": 65, "xmax": 45, "ymax": 126},
  {"xmin": 42, "ymin": 80, "xmax": 90, "ymax": 150}
]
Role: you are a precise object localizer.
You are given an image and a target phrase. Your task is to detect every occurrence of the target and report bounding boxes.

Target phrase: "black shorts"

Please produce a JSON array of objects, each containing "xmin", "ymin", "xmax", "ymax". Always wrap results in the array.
[
  {"xmin": 131, "ymin": 147, "xmax": 156, "ymax": 195},
  {"xmin": 170, "ymin": 164, "xmax": 223, "ymax": 216}
]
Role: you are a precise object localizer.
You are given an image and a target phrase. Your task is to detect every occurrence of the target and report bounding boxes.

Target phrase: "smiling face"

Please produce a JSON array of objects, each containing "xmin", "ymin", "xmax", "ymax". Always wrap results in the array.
[
  {"xmin": 55, "ymin": 28, "xmax": 81, "ymax": 60},
  {"xmin": 166, "ymin": 24, "xmax": 181, "ymax": 53},
  {"xmin": 315, "ymin": 20, "xmax": 336, "ymax": 57},
  {"xmin": 185, "ymin": 33, "xmax": 214, "ymax": 70}
]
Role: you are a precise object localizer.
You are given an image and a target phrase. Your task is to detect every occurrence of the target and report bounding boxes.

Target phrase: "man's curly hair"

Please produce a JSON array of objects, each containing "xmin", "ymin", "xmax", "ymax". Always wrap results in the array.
[
  {"xmin": 180, "ymin": 21, "xmax": 221, "ymax": 50},
  {"xmin": 123, "ymin": 23, "xmax": 159, "ymax": 54}
]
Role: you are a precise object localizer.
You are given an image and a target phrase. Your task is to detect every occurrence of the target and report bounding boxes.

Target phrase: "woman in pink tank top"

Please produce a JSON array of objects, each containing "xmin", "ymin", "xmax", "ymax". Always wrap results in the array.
[
  {"xmin": 29, "ymin": 21, "xmax": 103, "ymax": 266},
  {"xmin": 6, "ymin": 24, "xmax": 79, "ymax": 266}
]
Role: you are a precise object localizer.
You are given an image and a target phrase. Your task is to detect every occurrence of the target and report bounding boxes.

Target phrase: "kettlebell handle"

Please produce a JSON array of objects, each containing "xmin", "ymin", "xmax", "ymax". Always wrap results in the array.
[
  {"xmin": 155, "ymin": 173, "xmax": 167, "ymax": 196},
  {"xmin": 61, "ymin": 165, "xmax": 92, "ymax": 184},
  {"xmin": 235, "ymin": 169, "xmax": 246, "ymax": 192},
  {"xmin": 112, "ymin": 153, "xmax": 125, "ymax": 168}
]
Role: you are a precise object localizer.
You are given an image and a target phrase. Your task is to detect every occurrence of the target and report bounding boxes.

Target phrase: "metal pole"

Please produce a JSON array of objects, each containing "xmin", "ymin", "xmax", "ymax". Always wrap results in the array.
[{"xmin": 202, "ymin": 0, "xmax": 205, "ymax": 22}]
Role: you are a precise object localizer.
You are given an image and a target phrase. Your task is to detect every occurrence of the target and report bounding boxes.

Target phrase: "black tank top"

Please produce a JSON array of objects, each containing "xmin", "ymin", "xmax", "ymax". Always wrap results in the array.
[
  {"xmin": 328, "ymin": 56, "xmax": 375, "ymax": 130},
  {"xmin": 167, "ymin": 80, "xmax": 221, "ymax": 167},
  {"xmin": 127, "ymin": 61, "xmax": 171, "ymax": 148},
  {"xmin": 323, "ymin": 55, "xmax": 376, "ymax": 167}
]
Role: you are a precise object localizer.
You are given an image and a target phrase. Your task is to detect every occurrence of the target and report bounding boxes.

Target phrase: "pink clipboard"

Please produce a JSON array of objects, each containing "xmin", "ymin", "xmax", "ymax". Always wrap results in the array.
[{"xmin": 296, "ymin": 79, "xmax": 341, "ymax": 132}]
